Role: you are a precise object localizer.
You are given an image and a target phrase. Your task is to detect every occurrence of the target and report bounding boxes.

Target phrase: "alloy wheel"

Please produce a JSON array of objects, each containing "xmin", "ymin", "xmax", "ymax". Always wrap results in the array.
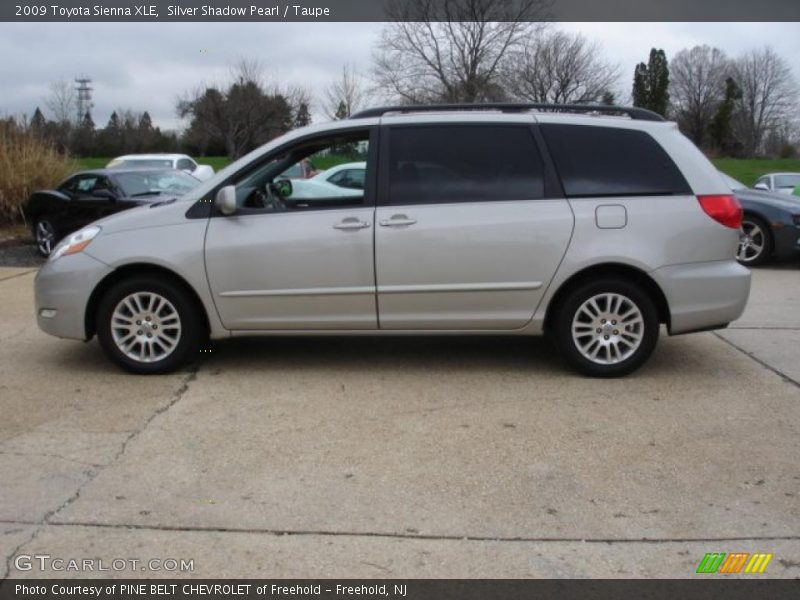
[
  {"xmin": 110, "ymin": 292, "xmax": 182, "ymax": 363},
  {"xmin": 737, "ymin": 220, "xmax": 766, "ymax": 263},
  {"xmin": 571, "ymin": 292, "xmax": 645, "ymax": 365},
  {"xmin": 35, "ymin": 220, "xmax": 55, "ymax": 256}
]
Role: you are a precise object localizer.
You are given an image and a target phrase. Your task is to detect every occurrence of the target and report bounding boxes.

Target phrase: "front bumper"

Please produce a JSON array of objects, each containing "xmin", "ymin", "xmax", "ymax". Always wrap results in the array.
[
  {"xmin": 772, "ymin": 223, "xmax": 800, "ymax": 260},
  {"xmin": 35, "ymin": 252, "xmax": 112, "ymax": 341},
  {"xmin": 652, "ymin": 260, "xmax": 751, "ymax": 335}
]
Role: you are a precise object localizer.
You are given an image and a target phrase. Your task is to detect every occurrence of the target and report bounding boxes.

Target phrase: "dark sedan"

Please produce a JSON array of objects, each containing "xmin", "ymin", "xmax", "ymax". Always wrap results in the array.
[
  {"xmin": 25, "ymin": 168, "xmax": 201, "ymax": 256},
  {"xmin": 721, "ymin": 172, "xmax": 800, "ymax": 266}
]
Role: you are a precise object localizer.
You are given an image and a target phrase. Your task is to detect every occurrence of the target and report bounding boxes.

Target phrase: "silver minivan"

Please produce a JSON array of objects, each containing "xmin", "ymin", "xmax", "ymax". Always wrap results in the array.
[{"xmin": 35, "ymin": 104, "xmax": 751, "ymax": 377}]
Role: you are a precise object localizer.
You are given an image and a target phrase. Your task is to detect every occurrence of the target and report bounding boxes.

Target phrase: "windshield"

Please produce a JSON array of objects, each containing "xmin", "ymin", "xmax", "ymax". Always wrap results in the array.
[
  {"xmin": 719, "ymin": 172, "xmax": 746, "ymax": 191},
  {"xmin": 113, "ymin": 170, "xmax": 200, "ymax": 197},
  {"xmin": 774, "ymin": 174, "xmax": 800, "ymax": 189}
]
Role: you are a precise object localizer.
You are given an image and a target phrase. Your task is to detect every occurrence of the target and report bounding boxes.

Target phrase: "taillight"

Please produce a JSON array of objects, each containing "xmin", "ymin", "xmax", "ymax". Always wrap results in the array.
[{"xmin": 697, "ymin": 194, "xmax": 742, "ymax": 229}]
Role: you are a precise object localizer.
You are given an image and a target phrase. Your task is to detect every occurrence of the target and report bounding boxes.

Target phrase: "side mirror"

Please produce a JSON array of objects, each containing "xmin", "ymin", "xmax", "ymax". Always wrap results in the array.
[
  {"xmin": 215, "ymin": 185, "xmax": 237, "ymax": 216},
  {"xmin": 275, "ymin": 178, "xmax": 293, "ymax": 198},
  {"xmin": 753, "ymin": 183, "xmax": 769, "ymax": 191}
]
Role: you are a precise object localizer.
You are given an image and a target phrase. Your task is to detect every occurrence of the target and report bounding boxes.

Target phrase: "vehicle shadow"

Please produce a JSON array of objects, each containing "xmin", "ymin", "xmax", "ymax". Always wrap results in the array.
[{"xmin": 193, "ymin": 329, "xmax": 718, "ymax": 380}]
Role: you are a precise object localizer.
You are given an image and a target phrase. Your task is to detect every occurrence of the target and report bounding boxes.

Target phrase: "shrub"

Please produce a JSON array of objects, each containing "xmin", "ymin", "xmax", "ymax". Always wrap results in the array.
[
  {"xmin": 0, "ymin": 121, "xmax": 76, "ymax": 225},
  {"xmin": 779, "ymin": 143, "xmax": 797, "ymax": 159}
]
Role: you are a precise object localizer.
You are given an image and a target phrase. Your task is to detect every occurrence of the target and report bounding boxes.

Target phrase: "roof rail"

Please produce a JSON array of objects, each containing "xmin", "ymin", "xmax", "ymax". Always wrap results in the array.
[{"xmin": 350, "ymin": 103, "xmax": 665, "ymax": 122}]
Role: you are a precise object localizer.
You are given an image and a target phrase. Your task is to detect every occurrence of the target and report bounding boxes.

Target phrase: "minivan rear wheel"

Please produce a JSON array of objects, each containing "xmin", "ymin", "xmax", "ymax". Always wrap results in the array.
[
  {"xmin": 96, "ymin": 276, "xmax": 202, "ymax": 374},
  {"xmin": 553, "ymin": 278, "xmax": 659, "ymax": 377}
]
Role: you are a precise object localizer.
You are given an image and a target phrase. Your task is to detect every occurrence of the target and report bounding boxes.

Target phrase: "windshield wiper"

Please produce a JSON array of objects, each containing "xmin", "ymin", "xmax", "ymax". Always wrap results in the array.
[{"xmin": 130, "ymin": 190, "xmax": 164, "ymax": 197}]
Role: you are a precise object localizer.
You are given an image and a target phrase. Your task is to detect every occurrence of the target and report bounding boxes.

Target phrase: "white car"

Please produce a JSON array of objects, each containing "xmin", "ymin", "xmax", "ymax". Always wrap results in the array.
[
  {"xmin": 753, "ymin": 172, "xmax": 800, "ymax": 194},
  {"xmin": 107, "ymin": 154, "xmax": 215, "ymax": 182},
  {"xmin": 310, "ymin": 161, "xmax": 366, "ymax": 189},
  {"xmin": 288, "ymin": 161, "xmax": 366, "ymax": 200}
]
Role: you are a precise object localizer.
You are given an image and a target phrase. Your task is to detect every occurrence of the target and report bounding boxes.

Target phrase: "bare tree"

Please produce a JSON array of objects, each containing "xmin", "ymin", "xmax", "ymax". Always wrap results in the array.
[
  {"xmin": 178, "ymin": 59, "xmax": 297, "ymax": 158},
  {"xmin": 323, "ymin": 64, "xmax": 366, "ymax": 119},
  {"xmin": 731, "ymin": 46, "xmax": 798, "ymax": 156},
  {"xmin": 502, "ymin": 29, "xmax": 619, "ymax": 105},
  {"xmin": 670, "ymin": 45, "xmax": 730, "ymax": 147},
  {"xmin": 45, "ymin": 78, "xmax": 77, "ymax": 124},
  {"xmin": 372, "ymin": 0, "xmax": 550, "ymax": 104}
]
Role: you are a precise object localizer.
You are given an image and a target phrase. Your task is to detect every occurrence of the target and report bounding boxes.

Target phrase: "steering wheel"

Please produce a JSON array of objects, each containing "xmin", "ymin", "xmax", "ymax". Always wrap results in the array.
[{"xmin": 250, "ymin": 183, "xmax": 287, "ymax": 211}]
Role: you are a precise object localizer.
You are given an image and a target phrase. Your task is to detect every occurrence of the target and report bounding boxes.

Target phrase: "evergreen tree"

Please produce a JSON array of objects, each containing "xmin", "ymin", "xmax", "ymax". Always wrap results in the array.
[
  {"xmin": 30, "ymin": 107, "xmax": 46, "ymax": 133},
  {"xmin": 334, "ymin": 101, "xmax": 348, "ymax": 120},
  {"xmin": 294, "ymin": 102, "xmax": 311, "ymax": 127},
  {"xmin": 632, "ymin": 48, "xmax": 670, "ymax": 116},
  {"xmin": 138, "ymin": 111, "xmax": 153, "ymax": 131},
  {"xmin": 708, "ymin": 77, "xmax": 742, "ymax": 156},
  {"xmin": 72, "ymin": 111, "xmax": 96, "ymax": 156}
]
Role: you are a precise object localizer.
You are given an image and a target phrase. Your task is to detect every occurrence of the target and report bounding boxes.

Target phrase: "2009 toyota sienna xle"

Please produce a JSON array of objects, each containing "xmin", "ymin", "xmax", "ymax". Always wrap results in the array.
[{"xmin": 35, "ymin": 104, "xmax": 751, "ymax": 377}]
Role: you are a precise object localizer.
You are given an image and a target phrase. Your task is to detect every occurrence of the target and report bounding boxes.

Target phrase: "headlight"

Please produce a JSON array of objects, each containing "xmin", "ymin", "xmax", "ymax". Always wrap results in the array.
[{"xmin": 50, "ymin": 226, "xmax": 101, "ymax": 261}]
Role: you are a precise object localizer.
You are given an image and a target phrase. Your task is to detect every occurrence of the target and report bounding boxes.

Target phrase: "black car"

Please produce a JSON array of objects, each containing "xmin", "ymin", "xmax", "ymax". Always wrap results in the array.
[
  {"xmin": 721, "ymin": 172, "xmax": 800, "ymax": 266},
  {"xmin": 25, "ymin": 168, "xmax": 201, "ymax": 256}
]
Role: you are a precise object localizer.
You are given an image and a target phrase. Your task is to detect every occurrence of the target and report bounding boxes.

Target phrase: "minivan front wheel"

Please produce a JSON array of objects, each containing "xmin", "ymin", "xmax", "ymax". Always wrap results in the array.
[
  {"xmin": 554, "ymin": 278, "xmax": 659, "ymax": 377},
  {"xmin": 96, "ymin": 276, "xmax": 202, "ymax": 374}
]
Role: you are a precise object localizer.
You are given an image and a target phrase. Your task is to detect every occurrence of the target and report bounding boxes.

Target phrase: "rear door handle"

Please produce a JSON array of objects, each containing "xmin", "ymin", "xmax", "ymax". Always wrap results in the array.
[
  {"xmin": 379, "ymin": 214, "xmax": 417, "ymax": 227},
  {"xmin": 333, "ymin": 218, "xmax": 370, "ymax": 230}
]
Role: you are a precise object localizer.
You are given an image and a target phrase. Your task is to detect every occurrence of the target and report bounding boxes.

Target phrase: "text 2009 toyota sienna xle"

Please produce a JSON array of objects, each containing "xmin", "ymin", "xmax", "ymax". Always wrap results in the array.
[{"xmin": 35, "ymin": 104, "xmax": 751, "ymax": 377}]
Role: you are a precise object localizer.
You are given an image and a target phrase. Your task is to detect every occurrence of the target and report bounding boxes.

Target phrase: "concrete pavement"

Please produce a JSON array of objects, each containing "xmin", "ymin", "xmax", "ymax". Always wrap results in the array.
[{"xmin": 1, "ymin": 264, "xmax": 798, "ymax": 578}]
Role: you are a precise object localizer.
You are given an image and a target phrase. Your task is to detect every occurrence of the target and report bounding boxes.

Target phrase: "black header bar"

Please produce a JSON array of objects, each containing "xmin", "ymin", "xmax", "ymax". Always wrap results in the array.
[{"xmin": 3, "ymin": 0, "xmax": 800, "ymax": 22}]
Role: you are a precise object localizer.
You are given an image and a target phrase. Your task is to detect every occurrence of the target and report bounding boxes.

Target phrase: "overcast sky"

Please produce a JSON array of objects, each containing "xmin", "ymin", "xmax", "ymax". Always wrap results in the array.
[{"xmin": 0, "ymin": 22, "xmax": 798, "ymax": 130}]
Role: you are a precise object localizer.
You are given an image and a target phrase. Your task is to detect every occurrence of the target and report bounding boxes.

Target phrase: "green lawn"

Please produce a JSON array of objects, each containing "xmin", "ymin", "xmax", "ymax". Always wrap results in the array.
[
  {"xmin": 75, "ymin": 156, "xmax": 800, "ymax": 188},
  {"xmin": 711, "ymin": 158, "xmax": 800, "ymax": 187}
]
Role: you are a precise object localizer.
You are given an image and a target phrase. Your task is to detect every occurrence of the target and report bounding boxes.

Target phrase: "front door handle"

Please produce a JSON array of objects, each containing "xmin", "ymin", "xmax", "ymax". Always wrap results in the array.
[
  {"xmin": 379, "ymin": 214, "xmax": 417, "ymax": 227},
  {"xmin": 333, "ymin": 218, "xmax": 370, "ymax": 230}
]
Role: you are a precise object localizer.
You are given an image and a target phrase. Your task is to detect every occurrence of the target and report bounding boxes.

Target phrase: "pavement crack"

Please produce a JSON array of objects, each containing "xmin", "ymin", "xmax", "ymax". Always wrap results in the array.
[
  {"xmin": 713, "ymin": 332, "xmax": 800, "ymax": 390},
  {"xmin": 42, "ymin": 366, "xmax": 199, "ymax": 525},
  {"xmin": 0, "ymin": 269, "xmax": 36, "ymax": 283},
  {"xmin": 0, "ymin": 451, "xmax": 106, "ymax": 469},
  {"xmin": 2, "ymin": 526, "xmax": 41, "ymax": 581},
  {"xmin": 24, "ymin": 520, "xmax": 800, "ymax": 545}
]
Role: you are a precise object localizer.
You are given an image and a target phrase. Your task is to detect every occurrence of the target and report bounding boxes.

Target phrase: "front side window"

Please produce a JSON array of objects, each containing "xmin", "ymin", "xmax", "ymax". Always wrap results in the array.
[
  {"xmin": 386, "ymin": 125, "xmax": 545, "ymax": 206},
  {"xmin": 540, "ymin": 124, "xmax": 691, "ymax": 198},
  {"xmin": 73, "ymin": 176, "xmax": 100, "ymax": 193},
  {"xmin": 232, "ymin": 131, "xmax": 371, "ymax": 213}
]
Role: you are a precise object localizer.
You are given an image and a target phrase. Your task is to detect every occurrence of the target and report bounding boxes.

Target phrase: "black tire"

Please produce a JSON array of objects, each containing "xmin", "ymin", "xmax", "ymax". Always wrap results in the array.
[
  {"xmin": 33, "ymin": 216, "xmax": 58, "ymax": 257},
  {"xmin": 95, "ymin": 275, "xmax": 203, "ymax": 374},
  {"xmin": 737, "ymin": 215, "xmax": 772, "ymax": 267},
  {"xmin": 553, "ymin": 278, "xmax": 659, "ymax": 378}
]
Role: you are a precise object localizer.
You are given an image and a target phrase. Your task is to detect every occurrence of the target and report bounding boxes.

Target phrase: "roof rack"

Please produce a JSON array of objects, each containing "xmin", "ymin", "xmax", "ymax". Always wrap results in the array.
[{"xmin": 349, "ymin": 103, "xmax": 665, "ymax": 122}]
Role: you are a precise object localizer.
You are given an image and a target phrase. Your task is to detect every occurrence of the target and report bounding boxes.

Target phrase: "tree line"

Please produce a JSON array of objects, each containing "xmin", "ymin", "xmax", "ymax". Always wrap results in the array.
[{"xmin": 11, "ymin": 0, "xmax": 799, "ymax": 160}]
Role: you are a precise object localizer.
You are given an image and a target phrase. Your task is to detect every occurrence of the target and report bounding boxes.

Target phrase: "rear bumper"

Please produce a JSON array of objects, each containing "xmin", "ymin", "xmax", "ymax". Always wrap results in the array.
[
  {"xmin": 652, "ymin": 260, "xmax": 751, "ymax": 335},
  {"xmin": 35, "ymin": 253, "xmax": 112, "ymax": 341}
]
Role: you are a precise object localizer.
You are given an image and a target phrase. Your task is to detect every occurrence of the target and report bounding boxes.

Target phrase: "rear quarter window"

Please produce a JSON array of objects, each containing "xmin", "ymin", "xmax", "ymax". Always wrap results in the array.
[{"xmin": 540, "ymin": 124, "xmax": 691, "ymax": 198}]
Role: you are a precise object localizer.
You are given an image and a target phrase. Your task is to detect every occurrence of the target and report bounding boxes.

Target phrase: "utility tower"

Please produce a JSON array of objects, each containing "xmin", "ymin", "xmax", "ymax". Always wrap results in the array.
[{"xmin": 75, "ymin": 76, "xmax": 94, "ymax": 122}]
